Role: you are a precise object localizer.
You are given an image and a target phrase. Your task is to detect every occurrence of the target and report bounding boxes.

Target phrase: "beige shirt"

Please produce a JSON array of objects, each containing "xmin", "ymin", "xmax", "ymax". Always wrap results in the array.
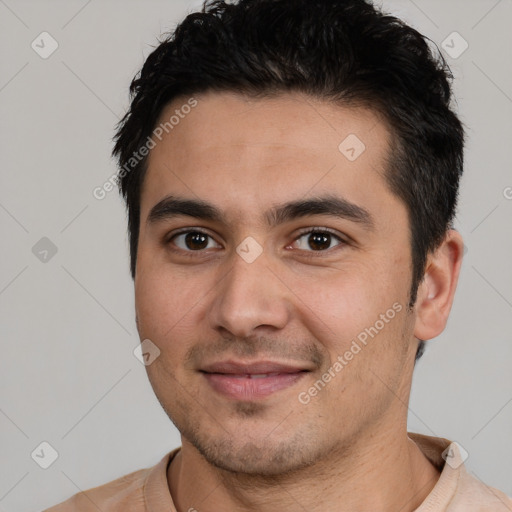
[{"xmin": 43, "ymin": 433, "xmax": 512, "ymax": 511}]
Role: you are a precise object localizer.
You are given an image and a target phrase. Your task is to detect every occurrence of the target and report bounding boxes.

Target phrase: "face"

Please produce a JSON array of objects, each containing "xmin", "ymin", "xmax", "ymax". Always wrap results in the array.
[{"xmin": 135, "ymin": 91, "xmax": 419, "ymax": 475}]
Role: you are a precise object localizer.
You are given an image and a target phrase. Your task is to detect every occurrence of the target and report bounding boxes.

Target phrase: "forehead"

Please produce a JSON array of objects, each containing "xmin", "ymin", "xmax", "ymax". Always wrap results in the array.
[
  {"xmin": 140, "ymin": 90, "xmax": 399, "ymax": 227},
  {"xmin": 149, "ymin": 90, "xmax": 390, "ymax": 163}
]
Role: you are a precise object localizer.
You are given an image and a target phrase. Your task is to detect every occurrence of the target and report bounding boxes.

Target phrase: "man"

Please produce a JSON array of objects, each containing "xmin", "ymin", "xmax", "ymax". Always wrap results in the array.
[{"xmin": 45, "ymin": 0, "xmax": 512, "ymax": 510}]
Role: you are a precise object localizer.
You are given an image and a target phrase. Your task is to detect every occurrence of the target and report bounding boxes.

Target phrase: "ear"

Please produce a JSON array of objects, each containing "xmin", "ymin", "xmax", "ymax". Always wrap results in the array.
[{"xmin": 413, "ymin": 229, "xmax": 464, "ymax": 341}]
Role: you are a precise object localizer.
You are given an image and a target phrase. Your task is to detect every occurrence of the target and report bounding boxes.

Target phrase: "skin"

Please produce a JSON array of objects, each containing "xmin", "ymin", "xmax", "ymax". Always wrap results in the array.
[{"xmin": 134, "ymin": 90, "xmax": 464, "ymax": 511}]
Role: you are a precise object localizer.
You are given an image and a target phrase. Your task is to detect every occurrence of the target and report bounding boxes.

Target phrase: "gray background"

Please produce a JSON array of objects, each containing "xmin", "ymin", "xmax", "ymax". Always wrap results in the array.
[{"xmin": 0, "ymin": 0, "xmax": 511, "ymax": 510}]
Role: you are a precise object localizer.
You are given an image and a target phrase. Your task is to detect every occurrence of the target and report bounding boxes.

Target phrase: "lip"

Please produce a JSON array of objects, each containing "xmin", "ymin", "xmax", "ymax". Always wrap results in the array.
[
  {"xmin": 201, "ymin": 360, "xmax": 310, "ymax": 374},
  {"xmin": 200, "ymin": 360, "xmax": 311, "ymax": 400}
]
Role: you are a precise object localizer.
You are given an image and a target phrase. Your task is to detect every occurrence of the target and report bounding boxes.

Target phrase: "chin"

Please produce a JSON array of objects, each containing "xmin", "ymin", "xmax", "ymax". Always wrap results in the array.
[
  {"xmin": 187, "ymin": 430, "xmax": 322, "ymax": 477},
  {"xmin": 160, "ymin": 391, "xmax": 334, "ymax": 476}
]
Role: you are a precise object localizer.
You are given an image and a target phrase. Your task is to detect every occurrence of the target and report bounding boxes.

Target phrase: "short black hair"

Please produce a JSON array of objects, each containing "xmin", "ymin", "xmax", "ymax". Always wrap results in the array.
[{"xmin": 113, "ymin": 0, "xmax": 465, "ymax": 361}]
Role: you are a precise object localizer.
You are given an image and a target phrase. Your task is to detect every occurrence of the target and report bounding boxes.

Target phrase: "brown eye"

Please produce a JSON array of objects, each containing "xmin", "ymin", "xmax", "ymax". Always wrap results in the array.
[
  {"xmin": 171, "ymin": 230, "xmax": 219, "ymax": 251},
  {"xmin": 307, "ymin": 232, "xmax": 332, "ymax": 251},
  {"xmin": 292, "ymin": 229, "xmax": 345, "ymax": 253}
]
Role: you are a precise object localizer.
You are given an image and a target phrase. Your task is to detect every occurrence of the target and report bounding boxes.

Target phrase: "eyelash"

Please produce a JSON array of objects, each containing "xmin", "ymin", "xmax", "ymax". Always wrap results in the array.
[{"xmin": 165, "ymin": 227, "xmax": 347, "ymax": 258}]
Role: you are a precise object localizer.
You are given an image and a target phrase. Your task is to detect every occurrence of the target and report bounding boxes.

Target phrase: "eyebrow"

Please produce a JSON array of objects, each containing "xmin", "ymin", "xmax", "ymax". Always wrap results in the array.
[{"xmin": 146, "ymin": 194, "xmax": 375, "ymax": 231}]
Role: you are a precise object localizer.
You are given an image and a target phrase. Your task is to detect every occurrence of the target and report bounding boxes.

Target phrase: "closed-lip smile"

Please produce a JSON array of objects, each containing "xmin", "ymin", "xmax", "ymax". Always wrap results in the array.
[{"xmin": 200, "ymin": 360, "xmax": 311, "ymax": 400}]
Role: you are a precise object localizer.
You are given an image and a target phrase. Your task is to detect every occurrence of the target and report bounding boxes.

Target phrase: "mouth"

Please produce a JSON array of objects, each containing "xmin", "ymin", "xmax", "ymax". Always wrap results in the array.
[{"xmin": 200, "ymin": 361, "xmax": 311, "ymax": 400}]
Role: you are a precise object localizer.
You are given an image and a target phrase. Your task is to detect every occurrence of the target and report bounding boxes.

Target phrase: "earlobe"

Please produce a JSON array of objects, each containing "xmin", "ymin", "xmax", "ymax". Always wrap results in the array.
[{"xmin": 413, "ymin": 229, "xmax": 464, "ymax": 341}]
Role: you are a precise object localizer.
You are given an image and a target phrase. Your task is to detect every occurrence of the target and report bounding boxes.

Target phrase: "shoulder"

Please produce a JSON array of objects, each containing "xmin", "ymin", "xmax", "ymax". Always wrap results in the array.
[
  {"xmin": 42, "ymin": 466, "xmax": 152, "ymax": 512},
  {"xmin": 42, "ymin": 449, "xmax": 179, "ymax": 512},
  {"xmin": 450, "ymin": 469, "xmax": 512, "ymax": 511},
  {"xmin": 408, "ymin": 433, "xmax": 512, "ymax": 511}
]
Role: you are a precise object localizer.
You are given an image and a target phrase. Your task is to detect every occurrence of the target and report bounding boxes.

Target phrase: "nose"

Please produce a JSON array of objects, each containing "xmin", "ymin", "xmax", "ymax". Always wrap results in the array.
[{"xmin": 208, "ymin": 247, "xmax": 292, "ymax": 339}]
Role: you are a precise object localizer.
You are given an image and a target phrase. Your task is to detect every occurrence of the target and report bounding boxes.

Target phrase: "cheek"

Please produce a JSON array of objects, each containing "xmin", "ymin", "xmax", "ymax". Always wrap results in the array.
[
  {"xmin": 295, "ymin": 266, "xmax": 384, "ymax": 325},
  {"xmin": 135, "ymin": 273, "xmax": 202, "ymax": 388},
  {"xmin": 135, "ymin": 268, "xmax": 202, "ymax": 342},
  {"xmin": 293, "ymin": 263, "xmax": 407, "ymax": 359}
]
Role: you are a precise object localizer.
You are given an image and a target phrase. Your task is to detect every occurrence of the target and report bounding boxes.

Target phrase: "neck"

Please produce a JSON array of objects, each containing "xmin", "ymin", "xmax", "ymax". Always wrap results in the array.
[{"xmin": 167, "ymin": 425, "xmax": 440, "ymax": 512}]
